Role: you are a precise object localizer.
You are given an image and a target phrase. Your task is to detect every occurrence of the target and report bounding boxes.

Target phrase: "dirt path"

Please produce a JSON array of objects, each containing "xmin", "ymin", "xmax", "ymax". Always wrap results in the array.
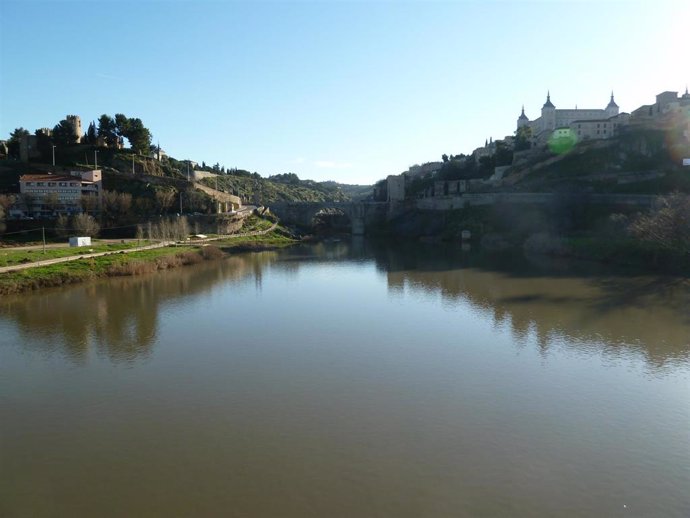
[{"xmin": 0, "ymin": 222, "xmax": 278, "ymax": 275}]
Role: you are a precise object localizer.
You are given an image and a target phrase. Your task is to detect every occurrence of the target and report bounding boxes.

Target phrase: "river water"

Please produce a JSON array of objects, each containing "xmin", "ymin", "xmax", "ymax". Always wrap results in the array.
[{"xmin": 1, "ymin": 240, "xmax": 689, "ymax": 517}]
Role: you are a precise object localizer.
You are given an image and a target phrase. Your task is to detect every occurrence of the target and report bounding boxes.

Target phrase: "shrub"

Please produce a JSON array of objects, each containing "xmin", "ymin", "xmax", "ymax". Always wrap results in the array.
[
  {"xmin": 201, "ymin": 245, "xmax": 224, "ymax": 260},
  {"xmin": 629, "ymin": 193, "xmax": 690, "ymax": 254}
]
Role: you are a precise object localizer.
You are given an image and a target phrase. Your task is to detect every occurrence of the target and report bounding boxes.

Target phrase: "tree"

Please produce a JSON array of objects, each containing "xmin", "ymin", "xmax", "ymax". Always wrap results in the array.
[
  {"xmin": 71, "ymin": 213, "xmax": 100, "ymax": 237},
  {"xmin": 442, "ymin": 154, "xmax": 449, "ymax": 163},
  {"xmin": 43, "ymin": 192, "xmax": 61, "ymax": 215},
  {"xmin": 55, "ymin": 214, "xmax": 69, "ymax": 238},
  {"xmin": 80, "ymin": 194, "xmax": 99, "ymax": 215},
  {"xmin": 52, "ymin": 119, "xmax": 79, "ymax": 146},
  {"xmin": 102, "ymin": 190, "xmax": 133, "ymax": 224},
  {"xmin": 114, "ymin": 113, "xmax": 130, "ymax": 138},
  {"xmin": 515, "ymin": 125, "xmax": 533, "ymax": 152},
  {"xmin": 84, "ymin": 121, "xmax": 98, "ymax": 145},
  {"xmin": 20, "ymin": 193, "xmax": 35, "ymax": 215},
  {"xmin": 494, "ymin": 141, "xmax": 513, "ymax": 167},
  {"xmin": 154, "ymin": 188, "xmax": 176, "ymax": 214},
  {"xmin": 630, "ymin": 193, "xmax": 690, "ymax": 254},
  {"xmin": 98, "ymin": 114, "xmax": 118, "ymax": 147},
  {"xmin": 8, "ymin": 127, "xmax": 29, "ymax": 158},
  {"xmin": 34, "ymin": 129, "xmax": 54, "ymax": 162},
  {"xmin": 123, "ymin": 117, "xmax": 152, "ymax": 154}
]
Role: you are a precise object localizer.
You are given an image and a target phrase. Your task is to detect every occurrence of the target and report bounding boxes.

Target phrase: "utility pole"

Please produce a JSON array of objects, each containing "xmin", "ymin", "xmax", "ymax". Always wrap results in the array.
[
  {"xmin": 52, "ymin": 145, "xmax": 56, "ymax": 167},
  {"xmin": 42, "ymin": 227, "xmax": 46, "ymax": 254},
  {"xmin": 179, "ymin": 191, "xmax": 183, "ymax": 214},
  {"xmin": 132, "ymin": 154, "xmax": 135, "ymax": 175},
  {"xmin": 187, "ymin": 161, "xmax": 190, "ymax": 182},
  {"xmin": 94, "ymin": 150, "xmax": 99, "ymax": 170}
]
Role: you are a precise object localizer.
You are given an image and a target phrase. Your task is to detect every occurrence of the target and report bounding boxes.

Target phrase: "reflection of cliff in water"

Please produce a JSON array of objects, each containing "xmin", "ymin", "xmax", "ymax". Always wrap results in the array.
[
  {"xmin": 369, "ymin": 241, "xmax": 690, "ymax": 367},
  {"xmin": 0, "ymin": 252, "xmax": 279, "ymax": 362}
]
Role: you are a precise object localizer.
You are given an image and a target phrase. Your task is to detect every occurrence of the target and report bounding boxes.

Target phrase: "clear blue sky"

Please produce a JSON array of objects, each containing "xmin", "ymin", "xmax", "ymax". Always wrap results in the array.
[{"xmin": 1, "ymin": 0, "xmax": 687, "ymax": 185}]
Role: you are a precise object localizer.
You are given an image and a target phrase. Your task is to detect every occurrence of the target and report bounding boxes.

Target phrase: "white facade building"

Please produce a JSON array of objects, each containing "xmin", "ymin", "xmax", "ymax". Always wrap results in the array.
[
  {"xmin": 518, "ymin": 92, "xmax": 625, "ymax": 142},
  {"xmin": 18, "ymin": 170, "xmax": 102, "ymax": 216}
]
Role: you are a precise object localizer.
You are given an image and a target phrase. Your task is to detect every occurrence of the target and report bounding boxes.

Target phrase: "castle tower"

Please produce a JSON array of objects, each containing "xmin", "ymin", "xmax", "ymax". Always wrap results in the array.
[
  {"xmin": 65, "ymin": 115, "xmax": 82, "ymax": 143},
  {"xmin": 605, "ymin": 91, "xmax": 619, "ymax": 118},
  {"xmin": 517, "ymin": 105, "xmax": 529, "ymax": 129},
  {"xmin": 541, "ymin": 91, "xmax": 556, "ymax": 131}
]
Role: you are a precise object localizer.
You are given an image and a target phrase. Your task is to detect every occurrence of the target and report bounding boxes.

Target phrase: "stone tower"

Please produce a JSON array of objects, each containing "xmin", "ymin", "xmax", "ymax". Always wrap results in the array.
[
  {"xmin": 517, "ymin": 105, "xmax": 529, "ymax": 129},
  {"xmin": 605, "ymin": 92, "xmax": 619, "ymax": 118},
  {"xmin": 541, "ymin": 92, "xmax": 556, "ymax": 132},
  {"xmin": 65, "ymin": 115, "xmax": 82, "ymax": 143}
]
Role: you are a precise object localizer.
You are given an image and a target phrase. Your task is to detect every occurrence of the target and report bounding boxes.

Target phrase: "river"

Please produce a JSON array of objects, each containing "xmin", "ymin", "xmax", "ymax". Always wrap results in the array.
[{"xmin": 1, "ymin": 240, "xmax": 688, "ymax": 517}]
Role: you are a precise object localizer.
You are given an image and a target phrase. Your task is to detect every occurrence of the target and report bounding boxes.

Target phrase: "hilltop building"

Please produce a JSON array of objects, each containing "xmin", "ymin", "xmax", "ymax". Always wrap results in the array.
[
  {"xmin": 630, "ymin": 88, "xmax": 690, "ymax": 146},
  {"xmin": 14, "ymin": 170, "xmax": 103, "ymax": 218},
  {"xmin": 518, "ymin": 92, "xmax": 629, "ymax": 143}
]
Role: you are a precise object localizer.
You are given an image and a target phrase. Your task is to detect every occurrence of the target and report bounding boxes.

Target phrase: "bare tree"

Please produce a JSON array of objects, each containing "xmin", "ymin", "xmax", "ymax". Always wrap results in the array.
[
  {"xmin": 102, "ymin": 190, "xmax": 133, "ymax": 223},
  {"xmin": 80, "ymin": 194, "xmax": 99, "ymax": 215},
  {"xmin": 71, "ymin": 213, "xmax": 100, "ymax": 237},
  {"xmin": 20, "ymin": 193, "xmax": 35, "ymax": 215},
  {"xmin": 55, "ymin": 214, "xmax": 69, "ymax": 238},
  {"xmin": 154, "ymin": 189, "xmax": 176, "ymax": 214},
  {"xmin": 43, "ymin": 192, "xmax": 61, "ymax": 215},
  {"xmin": 630, "ymin": 193, "xmax": 690, "ymax": 254}
]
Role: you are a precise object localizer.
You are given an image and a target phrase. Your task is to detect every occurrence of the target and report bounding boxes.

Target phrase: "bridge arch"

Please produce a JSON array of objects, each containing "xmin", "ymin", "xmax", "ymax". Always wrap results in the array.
[{"xmin": 268, "ymin": 201, "xmax": 387, "ymax": 235}]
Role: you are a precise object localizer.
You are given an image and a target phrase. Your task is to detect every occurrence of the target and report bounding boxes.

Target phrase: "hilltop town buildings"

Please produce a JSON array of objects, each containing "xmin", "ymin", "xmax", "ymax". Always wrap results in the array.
[
  {"xmin": 517, "ymin": 92, "xmax": 630, "ymax": 143},
  {"xmin": 380, "ymin": 87, "xmax": 689, "ymax": 202}
]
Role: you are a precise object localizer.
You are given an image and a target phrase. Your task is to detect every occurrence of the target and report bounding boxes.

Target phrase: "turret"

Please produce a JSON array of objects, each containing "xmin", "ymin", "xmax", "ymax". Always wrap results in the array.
[
  {"xmin": 541, "ymin": 91, "xmax": 556, "ymax": 131},
  {"xmin": 517, "ymin": 105, "xmax": 529, "ymax": 129},
  {"xmin": 605, "ymin": 91, "xmax": 619, "ymax": 117}
]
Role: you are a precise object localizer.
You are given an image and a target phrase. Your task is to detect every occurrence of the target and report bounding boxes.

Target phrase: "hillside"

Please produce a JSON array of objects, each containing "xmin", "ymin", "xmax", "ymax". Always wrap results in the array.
[
  {"xmin": 504, "ymin": 126, "xmax": 690, "ymax": 194},
  {"xmin": 199, "ymin": 171, "xmax": 370, "ymax": 204},
  {"xmin": 0, "ymin": 143, "xmax": 372, "ymax": 206}
]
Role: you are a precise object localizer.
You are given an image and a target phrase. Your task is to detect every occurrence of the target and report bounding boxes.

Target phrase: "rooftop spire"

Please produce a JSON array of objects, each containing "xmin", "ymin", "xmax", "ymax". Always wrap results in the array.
[
  {"xmin": 607, "ymin": 91, "xmax": 619, "ymax": 109},
  {"xmin": 542, "ymin": 90, "xmax": 555, "ymax": 109}
]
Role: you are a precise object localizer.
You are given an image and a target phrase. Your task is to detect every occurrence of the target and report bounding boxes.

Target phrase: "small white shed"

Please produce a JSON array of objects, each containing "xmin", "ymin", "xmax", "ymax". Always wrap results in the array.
[{"xmin": 69, "ymin": 236, "xmax": 92, "ymax": 247}]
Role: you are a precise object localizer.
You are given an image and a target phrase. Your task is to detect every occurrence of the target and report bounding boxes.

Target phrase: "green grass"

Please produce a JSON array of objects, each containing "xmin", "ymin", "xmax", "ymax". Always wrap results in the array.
[
  {"xmin": 213, "ymin": 230, "xmax": 296, "ymax": 249},
  {"xmin": 0, "ymin": 241, "xmax": 151, "ymax": 267},
  {"xmin": 0, "ymin": 244, "xmax": 198, "ymax": 294}
]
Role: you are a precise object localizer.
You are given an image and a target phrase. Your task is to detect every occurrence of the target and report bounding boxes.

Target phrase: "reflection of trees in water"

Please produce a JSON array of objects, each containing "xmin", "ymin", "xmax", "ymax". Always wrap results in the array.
[
  {"xmin": 3, "ymin": 241, "xmax": 686, "ymax": 367},
  {"xmin": 0, "ymin": 252, "xmax": 279, "ymax": 363},
  {"xmin": 371, "ymin": 242, "xmax": 690, "ymax": 367},
  {"xmin": 266, "ymin": 239, "xmax": 690, "ymax": 365}
]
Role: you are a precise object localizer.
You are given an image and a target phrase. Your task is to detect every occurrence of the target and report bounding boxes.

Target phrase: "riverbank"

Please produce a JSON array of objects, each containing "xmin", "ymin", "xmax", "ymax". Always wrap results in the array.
[
  {"xmin": 0, "ymin": 230, "xmax": 298, "ymax": 295},
  {"xmin": 377, "ymin": 202, "xmax": 690, "ymax": 274}
]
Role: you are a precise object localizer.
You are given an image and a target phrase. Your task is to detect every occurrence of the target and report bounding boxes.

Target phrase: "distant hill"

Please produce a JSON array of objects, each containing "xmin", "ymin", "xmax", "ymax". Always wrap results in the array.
[
  {"xmin": 0, "ymin": 144, "xmax": 372, "ymax": 206},
  {"xmin": 200, "ymin": 170, "xmax": 371, "ymax": 205}
]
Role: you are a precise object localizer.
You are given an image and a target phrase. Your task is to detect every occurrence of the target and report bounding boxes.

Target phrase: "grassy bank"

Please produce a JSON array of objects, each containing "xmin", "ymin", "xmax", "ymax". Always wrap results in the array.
[
  {"xmin": 0, "ymin": 230, "xmax": 298, "ymax": 295},
  {"xmin": 0, "ymin": 241, "xmax": 151, "ymax": 267}
]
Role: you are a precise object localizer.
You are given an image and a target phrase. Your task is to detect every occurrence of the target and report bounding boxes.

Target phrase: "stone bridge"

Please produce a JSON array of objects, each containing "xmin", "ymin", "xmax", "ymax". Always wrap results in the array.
[{"xmin": 268, "ymin": 201, "xmax": 388, "ymax": 234}]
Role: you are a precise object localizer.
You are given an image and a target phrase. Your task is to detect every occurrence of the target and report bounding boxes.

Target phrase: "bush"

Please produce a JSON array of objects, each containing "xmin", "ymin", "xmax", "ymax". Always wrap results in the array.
[
  {"xmin": 201, "ymin": 245, "xmax": 224, "ymax": 260},
  {"xmin": 71, "ymin": 213, "xmax": 100, "ymax": 237},
  {"xmin": 629, "ymin": 193, "xmax": 690, "ymax": 254}
]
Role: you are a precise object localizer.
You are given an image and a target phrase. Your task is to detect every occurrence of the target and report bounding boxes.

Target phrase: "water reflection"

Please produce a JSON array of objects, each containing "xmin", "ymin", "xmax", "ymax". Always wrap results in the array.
[
  {"xmin": 277, "ymin": 240, "xmax": 690, "ymax": 366},
  {"xmin": 0, "ymin": 252, "xmax": 279, "ymax": 362},
  {"xmin": 383, "ymin": 242, "xmax": 689, "ymax": 363},
  {"xmin": 1, "ymin": 240, "xmax": 689, "ymax": 367}
]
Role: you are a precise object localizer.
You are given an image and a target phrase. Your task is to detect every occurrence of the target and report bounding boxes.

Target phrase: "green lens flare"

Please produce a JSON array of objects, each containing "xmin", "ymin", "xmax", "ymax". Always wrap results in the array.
[{"xmin": 548, "ymin": 128, "xmax": 578, "ymax": 154}]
